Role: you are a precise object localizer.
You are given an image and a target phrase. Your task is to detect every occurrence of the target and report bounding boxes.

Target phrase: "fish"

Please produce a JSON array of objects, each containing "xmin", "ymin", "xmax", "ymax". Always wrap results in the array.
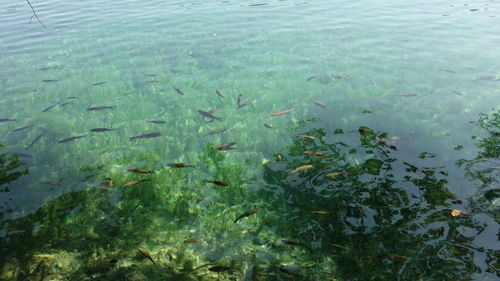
[
  {"xmin": 41, "ymin": 79, "xmax": 58, "ymax": 82},
  {"xmin": 290, "ymin": 165, "xmax": 313, "ymax": 174},
  {"xmin": 215, "ymin": 142, "xmax": 236, "ymax": 151},
  {"xmin": 207, "ymin": 180, "xmax": 229, "ymax": 186},
  {"xmin": 129, "ymin": 132, "xmax": 162, "ymax": 140},
  {"xmin": 282, "ymin": 240, "xmax": 307, "ymax": 247},
  {"xmin": 209, "ymin": 266, "xmax": 232, "ymax": 272},
  {"xmin": 452, "ymin": 90, "xmax": 463, "ymax": 96},
  {"xmin": 206, "ymin": 129, "xmax": 226, "ymax": 135},
  {"xmin": 147, "ymin": 120, "xmax": 166, "ymax": 124},
  {"xmin": 370, "ymin": 79, "xmax": 377, "ymax": 87},
  {"xmin": 57, "ymin": 135, "xmax": 87, "ymax": 143},
  {"xmin": 90, "ymin": 128, "xmax": 115, "ymax": 132},
  {"xmin": 184, "ymin": 239, "xmax": 198, "ymax": 244},
  {"xmin": 137, "ymin": 248, "xmax": 156, "ymax": 265},
  {"xmin": 127, "ymin": 168, "xmax": 153, "ymax": 174},
  {"xmin": 271, "ymin": 107, "xmax": 296, "ymax": 117},
  {"xmin": 99, "ymin": 178, "xmax": 113, "ymax": 189},
  {"xmin": 311, "ymin": 211, "xmax": 331, "ymax": 215},
  {"xmin": 237, "ymin": 94, "xmax": 244, "ymax": 107},
  {"xmin": 145, "ymin": 80, "xmax": 157, "ymax": 83},
  {"xmin": 238, "ymin": 101, "xmax": 253, "ymax": 109},
  {"xmin": 339, "ymin": 72, "xmax": 352, "ymax": 77},
  {"xmin": 304, "ymin": 150, "xmax": 330, "ymax": 157},
  {"xmin": 279, "ymin": 267, "xmax": 301, "ymax": 277},
  {"xmin": 173, "ymin": 86, "xmax": 185, "ymax": 95},
  {"xmin": 166, "ymin": 163, "xmax": 195, "ymax": 168},
  {"xmin": 473, "ymin": 75, "xmax": 497, "ymax": 81},
  {"xmin": 42, "ymin": 103, "xmax": 59, "ymax": 112},
  {"xmin": 313, "ymin": 100, "xmax": 333, "ymax": 112},
  {"xmin": 393, "ymin": 93, "xmax": 420, "ymax": 97},
  {"xmin": 39, "ymin": 67, "xmax": 51, "ymax": 71},
  {"xmin": 264, "ymin": 123, "xmax": 273, "ymax": 128},
  {"xmin": 41, "ymin": 181, "xmax": 61, "ymax": 186},
  {"xmin": 234, "ymin": 208, "xmax": 259, "ymax": 223},
  {"xmin": 59, "ymin": 102, "xmax": 73, "ymax": 107},
  {"xmin": 0, "ymin": 118, "xmax": 16, "ymax": 122},
  {"xmin": 92, "ymin": 82, "xmax": 107, "ymax": 86},
  {"xmin": 297, "ymin": 134, "xmax": 315, "ymax": 140},
  {"xmin": 216, "ymin": 90, "xmax": 224, "ymax": 98},
  {"xmin": 123, "ymin": 179, "xmax": 150, "ymax": 187},
  {"xmin": 67, "ymin": 96, "xmax": 78, "ymax": 99},
  {"xmin": 439, "ymin": 69, "xmax": 456, "ymax": 74},
  {"xmin": 306, "ymin": 76, "xmax": 318, "ymax": 81},
  {"xmin": 27, "ymin": 134, "xmax": 43, "ymax": 148},
  {"xmin": 325, "ymin": 172, "xmax": 345, "ymax": 179},
  {"xmin": 382, "ymin": 253, "xmax": 408, "ymax": 259},
  {"xmin": 87, "ymin": 106, "xmax": 113, "ymax": 111},
  {"xmin": 145, "ymin": 74, "xmax": 159, "ymax": 77},
  {"xmin": 198, "ymin": 110, "xmax": 221, "ymax": 121},
  {"xmin": 12, "ymin": 125, "xmax": 34, "ymax": 132}
]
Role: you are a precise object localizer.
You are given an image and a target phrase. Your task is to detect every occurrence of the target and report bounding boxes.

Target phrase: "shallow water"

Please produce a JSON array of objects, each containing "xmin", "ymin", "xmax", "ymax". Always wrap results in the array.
[{"xmin": 0, "ymin": 0, "xmax": 499, "ymax": 280}]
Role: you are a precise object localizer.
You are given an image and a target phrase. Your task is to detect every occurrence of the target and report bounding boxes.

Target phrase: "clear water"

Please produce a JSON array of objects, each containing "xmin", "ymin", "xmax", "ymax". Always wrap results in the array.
[{"xmin": 0, "ymin": 0, "xmax": 498, "ymax": 280}]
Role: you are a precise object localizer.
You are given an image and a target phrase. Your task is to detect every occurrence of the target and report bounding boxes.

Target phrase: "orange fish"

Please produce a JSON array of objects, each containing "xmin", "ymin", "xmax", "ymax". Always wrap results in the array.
[
  {"xmin": 297, "ymin": 135, "xmax": 315, "ymax": 140},
  {"xmin": 271, "ymin": 107, "xmax": 295, "ymax": 117},
  {"xmin": 311, "ymin": 211, "xmax": 331, "ymax": 215},
  {"xmin": 127, "ymin": 168, "xmax": 152, "ymax": 174},
  {"xmin": 123, "ymin": 179, "xmax": 150, "ymax": 187},
  {"xmin": 291, "ymin": 165, "xmax": 313, "ymax": 174},
  {"xmin": 325, "ymin": 172, "xmax": 345, "ymax": 179}
]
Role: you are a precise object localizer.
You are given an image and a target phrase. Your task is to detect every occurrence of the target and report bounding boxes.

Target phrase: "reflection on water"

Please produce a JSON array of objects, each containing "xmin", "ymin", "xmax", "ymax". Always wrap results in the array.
[{"xmin": 0, "ymin": 110, "xmax": 498, "ymax": 280}]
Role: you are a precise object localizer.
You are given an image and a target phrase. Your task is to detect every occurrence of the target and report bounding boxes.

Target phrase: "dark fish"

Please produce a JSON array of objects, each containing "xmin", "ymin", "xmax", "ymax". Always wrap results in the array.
[
  {"xmin": 92, "ymin": 82, "xmax": 107, "ymax": 86},
  {"xmin": 90, "ymin": 128, "xmax": 115, "ymax": 132},
  {"xmin": 393, "ymin": 93, "xmax": 420, "ymax": 97},
  {"xmin": 13, "ymin": 152, "xmax": 33, "ymax": 158},
  {"xmin": 12, "ymin": 125, "xmax": 34, "ymax": 132},
  {"xmin": 279, "ymin": 267, "xmax": 301, "ymax": 277},
  {"xmin": 306, "ymin": 76, "xmax": 318, "ymax": 81},
  {"xmin": 238, "ymin": 101, "xmax": 253, "ymax": 109},
  {"xmin": 439, "ymin": 69, "xmax": 456, "ymax": 74},
  {"xmin": 216, "ymin": 90, "xmax": 224, "ymax": 98},
  {"xmin": 39, "ymin": 67, "xmax": 51, "ymax": 71},
  {"xmin": 145, "ymin": 74, "xmax": 159, "ymax": 77},
  {"xmin": 452, "ymin": 91, "xmax": 463, "ymax": 96},
  {"xmin": 41, "ymin": 181, "xmax": 61, "ymax": 186},
  {"xmin": 215, "ymin": 142, "xmax": 236, "ymax": 151},
  {"xmin": 67, "ymin": 96, "xmax": 78, "ymax": 99},
  {"xmin": 127, "ymin": 168, "xmax": 153, "ymax": 174},
  {"xmin": 207, "ymin": 180, "xmax": 229, "ymax": 186},
  {"xmin": 27, "ymin": 134, "xmax": 43, "ymax": 148},
  {"xmin": 173, "ymin": 86, "xmax": 185, "ymax": 95},
  {"xmin": 206, "ymin": 129, "xmax": 226, "ymax": 135},
  {"xmin": 0, "ymin": 118, "xmax": 16, "ymax": 122},
  {"xmin": 264, "ymin": 123, "xmax": 273, "ymax": 129},
  {"xmin": 313, "ymin": 100, "xmax": 333, "ymax": 112},
  {"xmin": 58, "ymin": 135, "xmax": 87, "ymax": 143},
  {"xmin": 123, "ymin": 179, "xmax": 150, "ymax": 187},
  {"xmin": 237, "ymin": 94, "xmax": 244, "ymax": 107},
  {"xmin": 234, "ymin": 208, "xmax": 259, "ymax": 223},
  {"xmin": 184, "ymin": 239, "xmax": 198, "ymax": 244},
  {"xmin": 147, "ymin": 120, "xmax": 166, "ymax": 124},
  {"xmin": 129, "ymin": 132, "xmax": 162, "ymax": 140},
  {"xmin": 166, "ymin": 163, "xmax": 195, "ymax": 168},
  {"xmin": 42, "ymin": 103, "xmax": 59, "ymax": 112},
  {"xmin": 87, "ymin": 106, "xmax": 113, "ymax": 111},
  {"xmin": 473, "ymin": 75, "xmax": 497, "ymax": 81},
  {"xmin": 198, "ymin": 110, "xmax": 222, "ymax": 121},
  {"xmin": 59, "ymin": 102, "xmax": 73, "ymax": 106},
  {"xmin": 41, "ymin": 79, "xmax": 58, "ymax": 82},
  {"xmin": 282, "ymin": 240, "xmax": 307, "ymax": 247},
  {"xmin": 137, "ymin": 248, "xmax": 156, "ymax": 265},
  {"xmin": 209, "ymin": 266, "xmax": 232, "ymax": 272}
]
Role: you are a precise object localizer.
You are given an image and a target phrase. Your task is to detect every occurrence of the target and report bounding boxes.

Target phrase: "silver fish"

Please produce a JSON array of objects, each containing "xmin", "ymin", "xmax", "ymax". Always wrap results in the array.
[{"xmin": 129, "ymin": 132, "xmax": 162, "ymax": 140}]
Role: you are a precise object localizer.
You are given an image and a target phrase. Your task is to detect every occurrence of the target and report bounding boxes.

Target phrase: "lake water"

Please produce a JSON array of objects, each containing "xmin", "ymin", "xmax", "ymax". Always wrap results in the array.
[{"xmin": 0, "ymin": 0, "xmax": 499, "ymax": 280}]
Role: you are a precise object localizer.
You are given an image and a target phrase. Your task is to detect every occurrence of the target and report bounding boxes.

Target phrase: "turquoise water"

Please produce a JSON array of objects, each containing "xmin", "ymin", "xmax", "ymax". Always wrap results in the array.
[{"xmin": 0, "ymin": 0, "xmax": 499, "ymax": 280}]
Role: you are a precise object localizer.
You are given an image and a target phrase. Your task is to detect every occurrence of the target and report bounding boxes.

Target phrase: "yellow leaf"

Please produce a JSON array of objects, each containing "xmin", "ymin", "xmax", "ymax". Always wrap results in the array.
[{"xmin": 451, "ymin": 209, "xmax": 461, "ymax": 217}]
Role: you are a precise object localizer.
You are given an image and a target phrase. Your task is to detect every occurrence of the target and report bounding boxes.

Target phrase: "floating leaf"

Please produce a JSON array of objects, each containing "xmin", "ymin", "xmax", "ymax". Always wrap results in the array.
[{"xmin": 365, "ymin": 158, "xmax": 383, "ymax": 175}]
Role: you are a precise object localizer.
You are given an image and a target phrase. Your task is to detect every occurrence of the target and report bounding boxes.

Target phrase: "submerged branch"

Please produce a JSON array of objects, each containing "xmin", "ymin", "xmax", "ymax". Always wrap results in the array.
[{"xmin": 25, "ymin": 0, "xmax": 47, "ymax": 28}]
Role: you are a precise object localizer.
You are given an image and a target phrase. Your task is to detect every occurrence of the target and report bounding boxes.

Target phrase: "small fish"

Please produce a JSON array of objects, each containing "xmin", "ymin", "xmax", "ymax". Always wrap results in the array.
[
  {"xmin": 264, "ymin": 123, "xmax": 273, "ymax": 128},
  {"xmin": 127, "ymin": 168, "xmax": 153, "ymax": 174},
  {"xmin": 238, "ymin": 101, "xmax": 253, "ymax": 109},
  {"xmin": 290, "ymin": 165, "xmax": 313, "ymax": 174},
  {"xmin": 393, "ymin": 93, "xmax": 420, "ymax": 97},
  {"xmin": 216, "ymin": 90, "xmax": 224, "ymax": 98},
  {"xmin": 311, "ymin": 211, "xmax": 331, "ymax": 215},
  {"xmin": 313, "ymin": 100, "xmax": 332, "ymax": 112},
  {"xmin": 59, "ymin": 102, "xmax": 73, "ymax": 107},
  {"xmin": 166, "ymin": 163, "xmax": 195, "ymax": 168},
  {"xmin": 339, "ymin": 72, "xmax": 352, "ymax": 77},
  {"xmin": 207, "ymin": 180, "xmax": 229, "ymax": 186},
  {"xmin": 237, "ymin": 94, "xmax": 244, "ymax": 107},
  {"xmin": 87, "ymin": 106, "xmax": 113, "ymax": 111},
  {"xmin": 382, "ymin": 253, "xmax": 408, "ymax": 259},
  {"xmin": 184, "ymin": 239, "xmax": 198, "ymax": 244},
  {"xmin": 198, "ymin": 110, "xmax": 222, "ymax": 121},
  {"xmin": 370, "ymin": 79, "xmax": 377, "ymax": 87},
  {"xmin": 209, "ymin": 266, "xmax": 232, "ymax": 272},
  {"xmin": 282, "ymin": 240, "xmax": 307, "ymax": 247},
  {"xmin": 58, "ymin": 135, "xmax": 87, "ymax": 143},
  {"xmin": 14, "ymin": 152, "xmax": 33, "ymax": 158},
  {"xmin": 215, "ymin": 142, "xmax": 236, "ymax": 151},
  {"xmin": 123, "ymin": 179, "xmax": 150, "ymax": 187},
  {"xmin": 452, "ymin": 90, "xmax": 463, "ymax": 96},
  {"xmin": 27, "ymin": 134, "xmax": 43, "ymax": 148},
  {"xmin": 137, "ymin": 248, "xmax": 156, "ymax": 265},
  {"xmin": 306, "ymin": 76, "xmax": 318, "ymax": 81},
  {"xmin": 271, "ymin": 107, "xmax": 295, "ymax": 117},
  {"xmin": 148, "ymin": 120, "xmax": 166, "ymax": 124},
  {"xmin": 12, "ymin": 125, "xmax": 34, "ymax": 132},
  {"xmin": 129, "ymin": 132, "xmax": 162, "ymax": 140},
  {"xmin": 473, "ymin": 75, "xmax": 497, "ymax": 81},
  {"xmin": 145, "ymin": 74, "xmax": 159, "ymax": 77},
  {"xmin": 39, "ymin": 67, "xmax": 51, "ymax": 71},
  {"xmin": 90, "ymin": 128, "xmax": 115, "ymax": 132},
  {"xmin": 92, "ymin": 82, "xmax": 107, "ymax": 86},
  {"xmin": 325, "ymin": 172, "xmax": 345, "ymax": 179},
  {"xmin": 279, "ymin": 267, "xmax": 301, "ymax": 277},
  {"xmin": 67, "ymin": 96, "xmax": 78, "ymax": 99},
  {"xmin": 304, "ymin": 150, "xmax": 330, "ymax": 157},
  {"xmin": 439, "ymin": 69, "xmax": 456, "ymax": 74},
  {"xmin": 42, "ymin": 103, "xmax": 59, "ymax": 112},
  {"xmin": 206, "ymin": 129, "xmax": 226, "ymax": 135},
  {"xmin": 99, "ymin": 178, "xmax": 113, "ymax": 189},
  {"xmin": 0, "ymin": 118, "xmax": 16, "ymax": 122},
  {"xmin": 297, "ymin": 134, "xmax": 315, "ymax": 140},
  {"xmin": 41, "ymin": 79, "xmax": 58, "ymax": 82},
  {"xmin": 234, "ymin": 208, "xmax": 259, "ymax": 223},
  {"xmin": 173, "ymin": 86, "xmax": 185, "ymax": 95},
  {"xmin": 145, "ymin": 80, "xmax": 157, "ymax": 83},
  {"xmin": 41, "ymin": 181, "xmax": 61, "ymax": 186}
]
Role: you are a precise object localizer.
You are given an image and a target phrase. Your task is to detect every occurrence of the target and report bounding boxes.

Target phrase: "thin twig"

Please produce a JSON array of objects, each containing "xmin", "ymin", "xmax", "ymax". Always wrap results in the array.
[{"xmin": 25, "ymin": 0, "xmax": 47, "ymax": 28}]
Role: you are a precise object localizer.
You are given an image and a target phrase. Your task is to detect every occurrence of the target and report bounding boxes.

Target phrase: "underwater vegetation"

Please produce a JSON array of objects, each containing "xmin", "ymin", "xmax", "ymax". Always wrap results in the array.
[{"xmin": 0, "ymin": 110, "xmax": 498, "ymax": 280}]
